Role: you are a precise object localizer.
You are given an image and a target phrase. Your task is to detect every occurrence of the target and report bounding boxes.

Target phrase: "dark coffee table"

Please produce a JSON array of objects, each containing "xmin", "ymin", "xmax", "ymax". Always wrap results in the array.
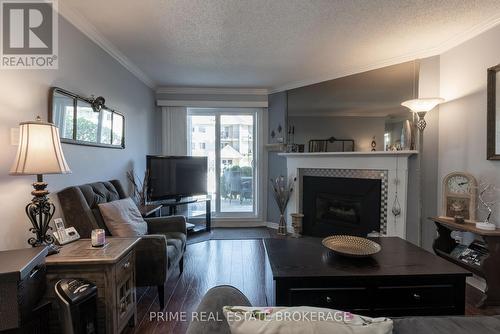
[{"xmin": 264, "ymin": 237, "xmax": 471, "ymax": 317}]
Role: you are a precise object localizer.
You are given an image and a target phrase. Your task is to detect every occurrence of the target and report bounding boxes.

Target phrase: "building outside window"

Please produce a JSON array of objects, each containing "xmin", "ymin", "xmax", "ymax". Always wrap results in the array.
[{"xmin": 188, "ymin": 109, "xmax": 256, "ymax": 216}]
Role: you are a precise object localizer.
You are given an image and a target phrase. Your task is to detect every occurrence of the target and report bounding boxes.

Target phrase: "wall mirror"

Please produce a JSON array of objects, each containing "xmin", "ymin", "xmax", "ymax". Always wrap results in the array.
[
  {"xmin": 286, "ymin": 61, "xmax": 418, "ymax": 152},
  {"xmin": 487, "ymin": 64, "xmax": 500, "ymax": 160},
  {"xmin": 49, "ymin": 87, "xmax": 125, "ymax": 149}
]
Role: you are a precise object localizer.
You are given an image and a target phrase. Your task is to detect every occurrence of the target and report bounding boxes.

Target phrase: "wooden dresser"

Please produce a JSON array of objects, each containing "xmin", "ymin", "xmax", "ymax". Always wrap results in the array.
[{"xmin": 45, "ymin": 238, "xmax": 139, "ymax": 334}]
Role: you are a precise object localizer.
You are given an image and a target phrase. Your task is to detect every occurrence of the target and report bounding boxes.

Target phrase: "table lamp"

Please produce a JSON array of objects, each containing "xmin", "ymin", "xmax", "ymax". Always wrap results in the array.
[{"xmin": 10, "ymin": 117, "xmax": 71, "ymax": 246}]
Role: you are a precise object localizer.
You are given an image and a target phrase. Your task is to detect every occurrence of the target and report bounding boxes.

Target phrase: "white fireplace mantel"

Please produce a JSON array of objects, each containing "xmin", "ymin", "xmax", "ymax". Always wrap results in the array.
[
  {"xmin": 278, "ymin": 151, "xmax": 417, "ymax": 158},
  {"xmin": 279, "ymin": 150, "xmax": 418, "ymax": 239}
]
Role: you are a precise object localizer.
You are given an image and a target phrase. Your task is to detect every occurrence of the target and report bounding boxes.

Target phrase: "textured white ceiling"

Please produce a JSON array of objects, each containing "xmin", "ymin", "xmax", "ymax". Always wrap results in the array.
[{"xmin": 61, "ymin": 0, "xmax": 500, "ymax": 90}]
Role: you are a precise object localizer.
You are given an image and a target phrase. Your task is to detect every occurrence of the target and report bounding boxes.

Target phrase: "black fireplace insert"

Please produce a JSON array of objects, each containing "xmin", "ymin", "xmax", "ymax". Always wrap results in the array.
[{"xmin": 302, "ymin": 176, "xmax": 381, "ymax": 237}]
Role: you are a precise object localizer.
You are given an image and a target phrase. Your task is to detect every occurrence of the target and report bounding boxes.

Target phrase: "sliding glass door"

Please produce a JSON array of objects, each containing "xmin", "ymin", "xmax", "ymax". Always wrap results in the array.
[{"xmin": 188, "ymin": 108, "xmax": 256, "ymax": 218}]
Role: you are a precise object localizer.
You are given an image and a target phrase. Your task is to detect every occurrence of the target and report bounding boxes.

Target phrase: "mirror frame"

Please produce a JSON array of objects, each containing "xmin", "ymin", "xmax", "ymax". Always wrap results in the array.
[
  {"xmin": 487, "ymin": 64, "xmax": 500, "ymax": 160},
  {"xmin": 49, "ymin": 87, "xmax": 125, "ymax": 149}
]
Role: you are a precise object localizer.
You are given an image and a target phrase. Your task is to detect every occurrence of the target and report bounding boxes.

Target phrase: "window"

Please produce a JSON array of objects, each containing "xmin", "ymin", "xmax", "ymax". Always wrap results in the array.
[{"xmin": 188, "ymin": 108, "xmax": 257, "ymax": 217}]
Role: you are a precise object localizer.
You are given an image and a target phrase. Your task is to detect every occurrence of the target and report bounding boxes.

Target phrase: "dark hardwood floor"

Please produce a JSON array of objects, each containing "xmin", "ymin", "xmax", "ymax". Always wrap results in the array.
[
  {"xmin": 128, "ymin": 238, "xmax": 500, "ymax": 334},
  {"xmin": 127, "ymin": 239, "xmax": 266, "ymax": 334}
]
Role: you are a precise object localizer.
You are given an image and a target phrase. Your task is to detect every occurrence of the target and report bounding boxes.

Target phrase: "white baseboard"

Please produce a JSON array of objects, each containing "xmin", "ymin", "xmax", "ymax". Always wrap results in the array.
[
  {"xmin": 214, "ymin": 220, "xmax": 295, "ymax": 232},
  {"xmin": 212, "ymin": 220, "xmax": 267, "ymax": 228},
  {"xmin": 266, "ymin": 221, "xmax": 294, "ymax": 233},
  {"xmin": 266, "ymin": 222, "xmax": 278, "ymax": 229}
]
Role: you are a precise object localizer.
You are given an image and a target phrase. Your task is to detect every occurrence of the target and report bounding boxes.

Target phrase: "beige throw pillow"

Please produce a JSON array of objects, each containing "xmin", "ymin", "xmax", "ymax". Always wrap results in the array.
[
  {"xmin": 223, "ymin": 306, "xmax": 393, "ymax": 334},
  {"xmin": 98, "ymin": 198, "xmax": 148, "ymax": 237}
]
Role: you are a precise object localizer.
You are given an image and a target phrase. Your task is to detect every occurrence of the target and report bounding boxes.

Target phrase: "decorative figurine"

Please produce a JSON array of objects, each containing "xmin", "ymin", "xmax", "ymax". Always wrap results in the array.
[
  {"xmin": 476, "ymin": 182, "xmax": 497, "ymax": 231},
  {"xmin": 371, "ymin": 137, "xmax": 376, "ymax": 151}
]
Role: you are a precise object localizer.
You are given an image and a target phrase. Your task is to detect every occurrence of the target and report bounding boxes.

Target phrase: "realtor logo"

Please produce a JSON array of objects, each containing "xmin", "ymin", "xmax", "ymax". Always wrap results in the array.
[{"xmin": 1, "ymin": 0, "xmax": 58, "ymax": 69}]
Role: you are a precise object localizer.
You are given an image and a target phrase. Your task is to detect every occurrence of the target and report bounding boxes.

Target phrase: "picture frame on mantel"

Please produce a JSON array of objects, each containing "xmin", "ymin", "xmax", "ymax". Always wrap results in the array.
[{"xmin": 486, "ymin": 64, "xmax": 500, "ymax": 160}]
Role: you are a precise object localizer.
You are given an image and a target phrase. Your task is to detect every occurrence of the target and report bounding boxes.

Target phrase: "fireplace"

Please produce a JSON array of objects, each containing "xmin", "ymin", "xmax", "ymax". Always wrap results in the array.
[
  {"xmin": 280, "ymin": 151, "xmax": 415, "ymax": 239},
  {"xmin": 302, "ymin": 176, "xmax": 381, "ymax": 237}
]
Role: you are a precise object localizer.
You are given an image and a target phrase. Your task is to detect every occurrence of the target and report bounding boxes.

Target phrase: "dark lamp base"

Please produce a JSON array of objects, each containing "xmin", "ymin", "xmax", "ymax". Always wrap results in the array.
[{"xmin": 26, "ymin": 175, "xmax": 56, "ymax": 247}]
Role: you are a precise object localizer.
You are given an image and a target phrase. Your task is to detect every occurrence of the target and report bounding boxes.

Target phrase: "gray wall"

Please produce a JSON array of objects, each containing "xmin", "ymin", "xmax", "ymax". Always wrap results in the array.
[
  {"xmin": 288, "ymin": 116, "xmax": 386, "ymax": 151},
  {"xmin": 268, "ymin": 92, "xmax": 287, "ymax": 144},
  {"xmin": 419, "ymin": 56, "xmax": 440, "ymax": 250},
  {"xmin": 267, "ymin": 92, "xmax": 287, "ymax": 224},
  {"xmin": 438, "ymin": 24, "xmax": 500, "ymax": 227},
  {"xmin": 405, "ymin": 57, "xmax": 441, "ymax": 248},
  {"xmin": 0, "ymin": 16, "xmax": 158, "ymax": 250}
]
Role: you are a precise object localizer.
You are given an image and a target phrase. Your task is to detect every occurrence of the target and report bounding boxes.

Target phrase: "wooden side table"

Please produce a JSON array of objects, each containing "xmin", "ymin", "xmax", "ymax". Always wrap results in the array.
[
  {"xmin": 45, "ymin": 238, "xmax": 140, "ymax": 334},
  {"xmin": 430, "ymin": 216, "xmax": 500, "ymax": 307}
]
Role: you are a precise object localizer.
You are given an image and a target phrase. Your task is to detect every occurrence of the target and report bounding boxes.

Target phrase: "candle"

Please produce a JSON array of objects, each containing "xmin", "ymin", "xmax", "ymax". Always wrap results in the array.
[{"xmin": 91, "ymin": 229, "xmax": 106, "ymax": 247}]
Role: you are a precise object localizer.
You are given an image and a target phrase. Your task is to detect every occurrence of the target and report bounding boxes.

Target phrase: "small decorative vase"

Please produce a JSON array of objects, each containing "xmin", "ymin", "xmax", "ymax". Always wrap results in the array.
[
  {"xmin": 277, "ymin": 214, "xmax": 287, "ymax": 236},
  {"xmin": 290, "ymin": 213, "xmax": 304, "ymax": 238}
]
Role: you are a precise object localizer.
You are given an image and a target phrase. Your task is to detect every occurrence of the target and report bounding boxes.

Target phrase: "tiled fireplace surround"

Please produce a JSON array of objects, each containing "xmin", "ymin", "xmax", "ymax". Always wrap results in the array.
[{"xmin": 279, "ymin": 151, "xmax": 417, "ymax": 239}]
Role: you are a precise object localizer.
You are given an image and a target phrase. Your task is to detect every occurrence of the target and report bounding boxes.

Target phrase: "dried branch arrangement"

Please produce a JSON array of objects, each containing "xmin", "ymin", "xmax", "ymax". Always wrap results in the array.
[
  {"xmin": 270, "ymin": 175, "xmax": 296, "ymax": 214},
  {"xmin": 126, "ymin": 169, "xmax": 149, "ymax": 206}
]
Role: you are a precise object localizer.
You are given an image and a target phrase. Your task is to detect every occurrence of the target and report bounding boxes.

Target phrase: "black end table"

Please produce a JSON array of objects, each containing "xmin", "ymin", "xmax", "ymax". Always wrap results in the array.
[{"xmin": 147, "ymin": 197, "xmax": 212, "ymax": 233}]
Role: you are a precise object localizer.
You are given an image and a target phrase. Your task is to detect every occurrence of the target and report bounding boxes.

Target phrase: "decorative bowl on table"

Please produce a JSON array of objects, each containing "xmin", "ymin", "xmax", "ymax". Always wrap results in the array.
[{"xmin": 321, "ymin": 235, "xmax": 381, "ymax": 258}]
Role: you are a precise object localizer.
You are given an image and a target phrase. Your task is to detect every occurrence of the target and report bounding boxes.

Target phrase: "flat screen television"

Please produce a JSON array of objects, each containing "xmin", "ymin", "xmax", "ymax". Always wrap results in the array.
[{"xmin": 147, "ymin": 155, "xmax": 208, "ymax": 201}]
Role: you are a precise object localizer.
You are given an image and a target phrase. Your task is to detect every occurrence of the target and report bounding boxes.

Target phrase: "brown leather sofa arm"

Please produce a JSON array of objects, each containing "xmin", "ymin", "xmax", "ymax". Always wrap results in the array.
[
  {"xmin": 145, "ymin": 215, "xmax": 188, "ymax": 235},
  {"xmin": 135, "ymin": 234, "xmax": 168, "ymax": 286}
]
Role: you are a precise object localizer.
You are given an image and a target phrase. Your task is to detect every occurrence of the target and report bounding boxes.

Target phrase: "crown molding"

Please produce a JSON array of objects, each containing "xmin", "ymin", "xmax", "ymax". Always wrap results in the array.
[
  {"xmin": 157, "ymin": 99, "xmax": 268, "ymax": 108},
  {"xmin": 288, "ymin": 111, "xmax": 391, "ymax": 118},
  {"xmin": 57, "ymin": 2, "xmax": 155, "ymax": 89},
  {"xmin": 270, "ymin": 13, "xmax": 500, "ymax": 93},
  {"xmin": 156, "ymin": 87, "xmax": 269, "ymax": 95}
]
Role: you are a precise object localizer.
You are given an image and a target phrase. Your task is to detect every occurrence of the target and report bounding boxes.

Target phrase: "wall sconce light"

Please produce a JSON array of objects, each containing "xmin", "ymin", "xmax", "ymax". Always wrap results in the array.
[{"xmin": 89, "ymin": 95, "xmax": 106, "ymax": 112}]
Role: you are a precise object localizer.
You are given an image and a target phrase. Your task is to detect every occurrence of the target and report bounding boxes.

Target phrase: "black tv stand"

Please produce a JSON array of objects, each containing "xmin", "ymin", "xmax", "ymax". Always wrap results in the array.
[{"xmin": 150, "ymin": 197, "xmax": 211, "ymax": 233}]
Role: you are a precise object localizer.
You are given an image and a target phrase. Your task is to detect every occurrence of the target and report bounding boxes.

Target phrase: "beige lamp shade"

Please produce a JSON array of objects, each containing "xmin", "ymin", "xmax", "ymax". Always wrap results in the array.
[
  {"xmin": 10, "ymin": 121, "xmax": 71, "ymax": 175},
  {"xmin": 401, "ymin": 98, "xmax": 445, "ymax": 113}
]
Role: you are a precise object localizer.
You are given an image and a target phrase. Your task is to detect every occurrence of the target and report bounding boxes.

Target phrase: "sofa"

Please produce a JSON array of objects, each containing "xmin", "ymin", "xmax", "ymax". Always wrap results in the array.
[
  {"xmin": 186, "ymin": 286, "xmax": 500, "ymax": 334},
  {"xmin": 57, "ymin": 180, "xmax": 187, "ymax": 309}
]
